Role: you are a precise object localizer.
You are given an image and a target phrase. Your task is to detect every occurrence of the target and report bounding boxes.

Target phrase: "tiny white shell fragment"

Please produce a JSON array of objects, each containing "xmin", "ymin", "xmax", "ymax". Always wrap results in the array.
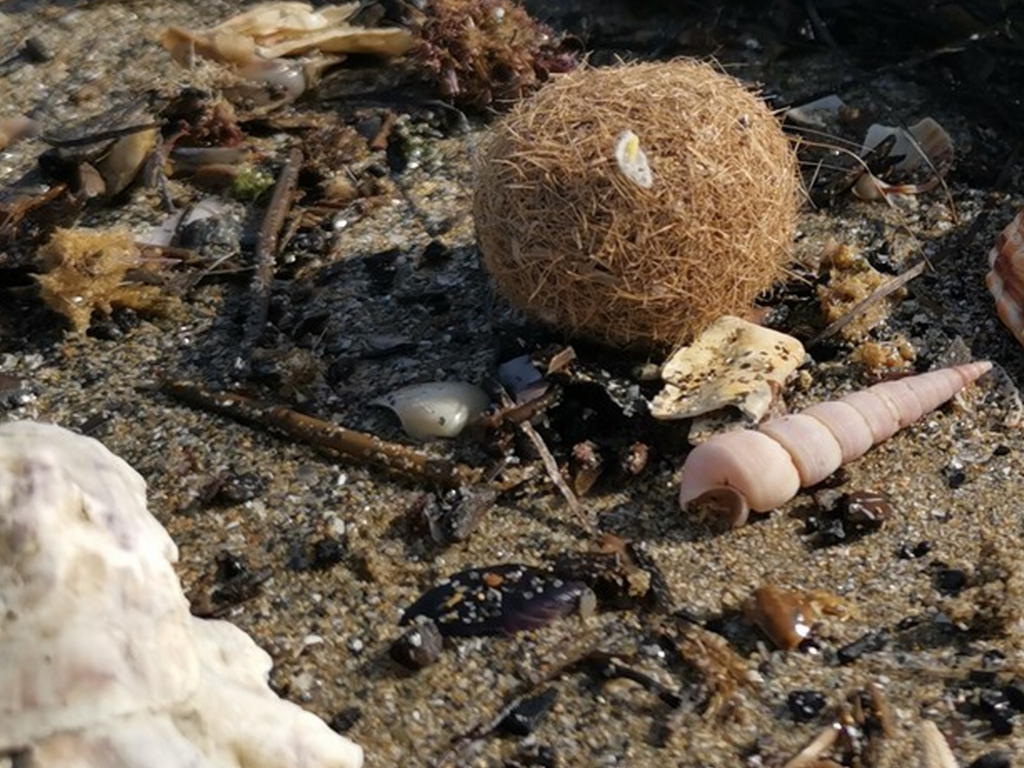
[
  {"xmin": 373, "ymin": 382, "xmax": 490, "ymax": 439},
  {"xmin": 860, "ymin": 117, "xmax": 953, "ymax": 174},
  {"xmin": 784, "ymin": 94, "xmax": 845, "ymax": 128},
  {"xmin": 651, "ymin": 315, "xmax": 805, "ymax": 424},
  {"xmin": 614, "ymin": 130, "xmax": 654, "ymax": 189}
]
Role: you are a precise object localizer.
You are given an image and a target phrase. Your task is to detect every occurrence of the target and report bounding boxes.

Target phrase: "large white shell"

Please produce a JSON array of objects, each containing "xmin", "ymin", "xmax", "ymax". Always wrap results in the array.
[
  {"xmin": 374, "ymin": 381, "xmax": 491, "ymax": 439},
  {"xmin": 987, "ymin": 207, "xmax": 1024, "ymax": 347},
  {"xmin": 0, "ymin": 420, "xmax": 363, "ymax": 768}
]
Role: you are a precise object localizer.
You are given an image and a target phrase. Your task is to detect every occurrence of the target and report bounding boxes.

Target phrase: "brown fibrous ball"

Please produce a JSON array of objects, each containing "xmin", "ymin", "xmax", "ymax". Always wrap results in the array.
[{"xmin": 474, "ymin": 59, "xmax": 801, "ymax": 348}]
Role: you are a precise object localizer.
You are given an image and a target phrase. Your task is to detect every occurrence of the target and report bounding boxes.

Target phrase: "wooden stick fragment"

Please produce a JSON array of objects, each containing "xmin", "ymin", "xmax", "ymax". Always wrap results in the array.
[
  {"xmin": 162, "ymin": 380, "xmax": 479, "ymax": 489},
  {"xmin": 237, "ymin": 146, "xmax": 303, "ymax": 374},
  {"xmin": 517, "ymin": 417, "xmax": 594, "ymax": 534}
]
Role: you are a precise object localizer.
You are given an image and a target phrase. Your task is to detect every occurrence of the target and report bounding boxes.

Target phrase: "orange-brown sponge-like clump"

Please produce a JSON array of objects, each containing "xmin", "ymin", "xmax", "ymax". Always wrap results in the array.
[{"xmin": 473, "ymin": 59, "xmax": 801, "ymax": 348}]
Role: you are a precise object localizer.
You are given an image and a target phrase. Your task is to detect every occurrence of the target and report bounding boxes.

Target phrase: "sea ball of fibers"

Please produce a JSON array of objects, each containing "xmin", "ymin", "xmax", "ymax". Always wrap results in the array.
[{"xmin": 473, "ymin": 59, "xmax": 801, "ymax": 348}]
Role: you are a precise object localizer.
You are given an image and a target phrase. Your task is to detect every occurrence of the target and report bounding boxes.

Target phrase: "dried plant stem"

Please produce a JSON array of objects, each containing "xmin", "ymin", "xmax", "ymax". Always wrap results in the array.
[
  {"xmin": 237, "ymin": 146, "xmax": 303, "ymax": 373},
  {"xmin": 809, "ymin": 260, "xmax": 926, "ymax": 348},
  {"xmin": 162, "ymin": 380, "xmax": 478, "ymax": 489},
  {"xmin": 517, "ymin": 417, "xmax": 593, "ymax": 533},
  {"xmin": 782, "ymin": 723, "xmax": 841, "ymax": 768}
]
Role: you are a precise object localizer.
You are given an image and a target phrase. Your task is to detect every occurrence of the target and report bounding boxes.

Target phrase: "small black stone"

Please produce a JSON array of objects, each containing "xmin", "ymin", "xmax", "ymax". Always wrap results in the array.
[
  {"xmin": 500, "ymin": 688, "xmax": 559, "ymax": 737},
  {"xmin": 896, "ymin": 540, "xmax": 932, "ymax": 559},
  {"xmin": 935, "ymin": 568, "xmax": 969, "ymax": 595},
  {"xmin": 311, "ymin": 536, "xmax": 346, "ymax": 570},
  {"xmin": 1003, "ymin": 678, "xmax": 1024, "ymax": 711},
  {"xmin": 389, "ymin": 618, "xmax": 444, "ymax": 670},
  {"xmin": 786, "ymin": 690, "xmax": 827, "ymax": 722},
  {"xmin": 328, "ymin": 706, "xmax": 363, "ymax": 734},
  {"xmin": 966, "ymin": 751, "xmax": 1012, "ymax": 768},
  {"xmin": 215, "ymin": 471, "xmax": 267, "ymax": 504},
  {"xmin": 980, "ymin": 688, "xmax": 1011, "ymax": 715},
  {"xmin": 945, "ymin": 469, "xmax": 967, "ymax": 489},
  {"xmin": 837, "ymin": 630, "xmax": 888, "ymax": 664},
  {"xmin": 990, "ymin": 708, "xmax": 1015, "ymax": 736}
]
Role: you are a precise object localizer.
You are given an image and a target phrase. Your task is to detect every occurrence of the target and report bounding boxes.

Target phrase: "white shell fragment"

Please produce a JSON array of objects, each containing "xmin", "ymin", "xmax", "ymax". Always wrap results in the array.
[
  {"xmin": 0, "ymin": 421, "xmax": 363, "ymax": 768},
  {"xmin": 651, "ymin": 315, "xmax": 805, "ymax": 423},
  {"xmin": 161, "ymin": 2, "xmax": 412, "ymax": 68},
  {"xmin": 854, "ymin": 117, "xmax": 954, "ymax": 202},
  {"xmin": 783, "ymin": 94, "xmax": 845, "ymax": 128},
  {"xmin": 614, "ymin": 130, "xmax": 654, "ymax": 189},
  {"xmin": 374, "ymin": 381, "xmax": 491, "ymax": 439}
]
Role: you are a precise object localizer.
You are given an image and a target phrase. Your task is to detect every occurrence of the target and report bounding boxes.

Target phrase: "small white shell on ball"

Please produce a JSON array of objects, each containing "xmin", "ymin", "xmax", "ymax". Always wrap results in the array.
[{"xmin": 373, "ymin": 382, "xmax": 491, "ymax": 439}]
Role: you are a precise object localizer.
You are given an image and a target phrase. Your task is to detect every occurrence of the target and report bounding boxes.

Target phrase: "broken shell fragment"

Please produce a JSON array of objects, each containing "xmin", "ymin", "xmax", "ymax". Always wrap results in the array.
[
  {"xmin": 987, "ymin": 207, "xmax": 1024, "ymax": 348},
  {"xmin": 373, "ymin": 381, "xmax": 490, "ymax": 439},
  {"xmin": 652, "ymin": 315, "xmax": 805, "ymax": 423},
  {"xmin": 852, "ymin": 117, "xmax": 953, "ymax": 203},
  {"xmin": 0, "ymin": 420, "xmax": 363, "ymax": 768},
  {"xmin": 161, "ymin": 2, "xmax": 412, "ymax": 67},
  {"xmin": 679, "ymin": 362, "xmax": 991, "ymax": 526},
  {"xmin": 744, "ymin": 585, "xmax": 815, "ymax": 650}
]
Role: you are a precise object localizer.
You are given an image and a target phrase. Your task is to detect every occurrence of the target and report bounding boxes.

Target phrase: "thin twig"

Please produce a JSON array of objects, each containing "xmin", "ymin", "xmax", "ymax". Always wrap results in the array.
[
  {"xmin": 782, "ymin": 723, "xmax": 842, "ymax": 768},
  {"xmin": 237, "ymin": 146, "xmax": 303, "ymax": 374},
  {"xmin": 161, "ymin": 380, "xmax": 479, "ymax": 489},
  {"xmin": 808, "ymin": 259, "xmax": 927, "ymax": 348},
  {"xmin": 518, "ymin": 417, "xmax": 593, "ymax": 534}
]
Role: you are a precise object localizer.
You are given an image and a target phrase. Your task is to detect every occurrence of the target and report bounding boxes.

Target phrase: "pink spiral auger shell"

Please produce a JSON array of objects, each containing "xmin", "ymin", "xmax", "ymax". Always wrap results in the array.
[{"xmin": 678, "ymin": 362, "xmax": 991, "ymax": 526}]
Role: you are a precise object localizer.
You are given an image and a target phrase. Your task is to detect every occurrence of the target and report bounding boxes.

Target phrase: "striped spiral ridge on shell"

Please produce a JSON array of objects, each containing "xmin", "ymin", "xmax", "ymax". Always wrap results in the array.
[
  {"xmin": 987, "ymin": 207, "xmax": 1024, "ymax": 347},
  {"xmin": 678, "ymin": 362, "xmax": 991, "ymax": 526}
]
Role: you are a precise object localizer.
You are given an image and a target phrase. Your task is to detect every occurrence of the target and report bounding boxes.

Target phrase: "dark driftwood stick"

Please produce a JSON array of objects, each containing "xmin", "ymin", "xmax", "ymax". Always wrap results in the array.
[
  {"xmin": 237, "ymin": 146, "xmax": 303, "ymax": 373},
  {"xmin": 162, "ymin": 381, "xmax": 478, "ymax": 489}
]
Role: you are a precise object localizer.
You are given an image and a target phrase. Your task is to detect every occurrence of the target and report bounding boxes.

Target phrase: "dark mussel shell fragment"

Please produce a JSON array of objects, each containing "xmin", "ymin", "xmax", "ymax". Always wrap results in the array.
[{"xmin": 400, "ymin": 564, "xmax": 592, "ymax": 637}]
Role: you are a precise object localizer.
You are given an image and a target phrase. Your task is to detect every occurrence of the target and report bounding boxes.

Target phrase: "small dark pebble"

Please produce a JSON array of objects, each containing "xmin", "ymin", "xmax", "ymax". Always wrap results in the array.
[
  {"xmin": 362, "ymin": 248, "xmax": 401, "ymax": 293},
  {"xmin": 837, "ymin": 629, "xmax": 888, "ymax": 664},
  {"xmin": 390, "ymin": 617, "xmax": 444, "ymax": 670},
  {"xmin": 976, "ymin": 689, "xmax": 1015, "ymax": 735},
  {"xmin": 991, "ymin": 709, "xmax": 1015, "ymax": 736},
  {"xmin": 288, "ymin": 535, "xmax": 347, "ymax": 572},
  {"xmin": 897, "ymin": 540, "xmax": 932, "ymax": 559},
  {"xmin": 23, "ymin": 36, "xmax": 54, "ymax": 62},
  {"xmin": 215, "ymin": 550, "xmax": 248, "ymax": 582},
  {"xmin": 420, "ymin": 239, "xmax": 451, "ymax": 266},
  {"xmin": 400, "ymin": 564, "xmax": 591, "ymax": 637},
  {"xmin": 786, "ymin": 690, "xmax": 827, "ymax": 722},
  {"xmin": 216, "ymin": 471, "xmax": 267, "ymax": 504},
  {"xmin": 808, "ymin": 490, "xmax": 891, "ymax": 547},
  {"xmin": 328, "ymin": 706, "xmax": 364, "ymax": 734},
  {"xmin": 1003, "ymin": 679, "xmax": 1024, "ymax": 711},
  {"xmin": 935, "ymin": 568, "xmax": 969, "ymax": 595},
  {"xmin": 500, "ymin": 688, "xmax": 559, "ymax": 737},
  {"xmin": 966, "ymin": 751, "xmax": 1012, "ymax": 768},
  {"xmin": 424, "ymin": 486, "xmax": 497, "ymax": 544},
  {"xmin": 993, "ymin": 445, "xmax": 1012, "ymax": 457},
  {"xmin": 209, "ymin": 550, "xmax": 271, "ymax": 608},
  {"xmin": 945, "ymin": 468, "xmax": 967, "ymax": 489}
]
